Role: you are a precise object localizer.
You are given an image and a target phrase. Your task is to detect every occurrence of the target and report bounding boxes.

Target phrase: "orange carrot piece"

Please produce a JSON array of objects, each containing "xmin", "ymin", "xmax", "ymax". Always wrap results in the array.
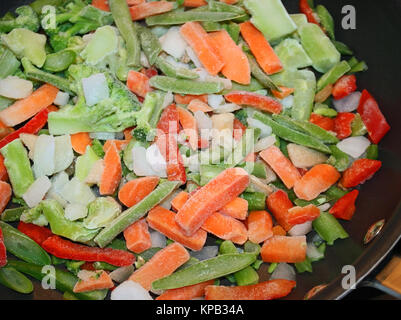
[
  {"xmin": 157, "ymin": 280, "xmax": 214, "ymax": 300},
  {"xmin": 224, "ymin": 91, "xmax": 282, "ymax": 114},
  {"xmin": 266, "ymin": 190, "xmax": 294, "ymax": 231},
  {"xmin": 0, "ymin": 181, "xmax": 11, "ymax": 213},
  {"xmin": 293, "ymin": 164, "xmax": 340, "ymax": 201},
  {"xmin": 175, "ymin": 167, "xmax": 250, "ymax": 236},
  {"xmin": 247, "ymin": 210, "xmax": 273, "ymax": 244},
  {"xmin": 127, "ymin": 0, "xmax": 145, "ymax": 5},
  {"xmin": 240, "ymin": 21, "xmax": 283, "ymax": 75},
  {"xmin": 272, "ymin": 86, "xmax": 295, "ymax": 99},
  {"xmin": 92, "ymin": 0, "xmax": 109, "ymax": 11},
  {"xmin": 103, "ymin": 139, "xmax": 129, "ymax": 153},
  {"xmin": 0, "ymin": 155, "xmax": 8, "ymax": 182},
  {"xmin": 123, "ymin": 127, "xmax": 134, "ymax": 141},
  {"xmin": 73, "ymin": 270, "xmax": 114, "ymax": 293},
  {"xmin": 220, "ymin": 0, "xmax": 238, "ymax": 4},
  {"xmin": 147, "ymin": 206, "xmax": 207, "ymax": 251},
  {"xmin": 187, "ymin": 99, "xmax": 213, "ymax": 113},
  {"xmin": 99, "ymin": 142, "xmax": 122, "ymax": 195},
  {"xmin": 260, "ymin": 146, "xmax": 301, "ymax": 189},
  {"xmin": 118, "ymin": 176, "xmax": 160, "ymax": 207},
  {"xmin": 202, "ymin": 212, "xmax": 248, "ymax": 245},
  {"xmin": 177, "ymin": 106, "xmax": 198, "ymax": 150},
  {"xmin": 261, "ymin": 235, "xmax": 307, "ymax": 263},
  {"xmin": 71, "ymin": 132, "xmax": 92, "ymax": 155},
  {"xmin": 219, "ymin": 197, "xmax": 248, "ymax": 220},
  {"xmin": 208, "ymin": 30, "xmax": 250, "ymax": 85},
  {"xmin": 127, "ymin": 70, "xmax": 152, "ymax": 98},
  {"xmin": 180, "ymin": 22, "xmax": 224, "ymax": 76},
  {"xmin": 0, "ymin": 84, "xmax": 59, "ymax": 127},
  {"xmin": 272, "ymin": 225, "xmax": 287, "ymax": 236},
  {"xmin": 205, "ymin": 279, "xmax": 296, "ymax": 300},
  {"xmin": 183, "ymin": 0, "xmax": 207, "ymax": 7},
  {"xmin": 129, "ymin": 1, "xmax": 174, "ymax": 21},
  {"xmin": 171, "ymin": 191, "xmax": 189, "ymax": 212},
  {"xmin": 129, "ymin": 242, "xmax": 190, "ymax": 291},
  {"xmin": 123, "ymin": 219, "xmax": 152, "ymax": 253},
  {"xmin": 286, "ymin": 204, "xmax": 320, "ymax": 225},
  {"xmin": 174, "ymin": 94, "xmax": 208, "ymax": 105}
]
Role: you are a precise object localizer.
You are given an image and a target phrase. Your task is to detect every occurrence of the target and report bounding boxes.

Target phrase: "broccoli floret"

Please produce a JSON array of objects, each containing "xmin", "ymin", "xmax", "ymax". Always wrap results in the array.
[{"xmin": 0, "ymin": 6, "xmax": 40, "ymax": 33}]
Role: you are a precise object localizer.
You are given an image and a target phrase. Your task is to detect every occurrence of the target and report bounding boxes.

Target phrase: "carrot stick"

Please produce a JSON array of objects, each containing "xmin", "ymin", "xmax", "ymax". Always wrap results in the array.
[
  {"xmin": 71, "ymin": 132, "xmax": 92, "ymax": 155},
  {"xmin": 127, "ymin": 0, "xmax": 145, "ymax": 5},
  {"xmin": 73, "ymin": 270, "xmax": 114, "ymax": 293},
  {"xmin": 0, "ymin": 84, "xmax": 59, "ymax": 127},
  {"xmin": 0, "ymin": 181, "xmax": 11, "ymax": 214},
  {"xmin": 205, "ymin": 279, "xmax": 296, "ymax": 300},
  {"xmin": 293, "ymin": 164, "xmax": 340, "ymax": 201},
  {"xmin": 171, "ymin": 191, "xmax": 189, "ymax": 212},
  {"xmin": 0, "ymin": 155, "xmax": 8, "ymax": 182},
  {"xmin": 260, "ymin": 146, "xmax": 301, "ymax": 189},
  {"xmin": 187, "ymin": 99, "xmax": 214, "ymax": 113},
  {"xmin": 224, "ymin": 91, "xmax": 282, "ymax": 114},
  {"xmin": 247, "ymin": 210, "xmax": 273, "ymax": 244},
  {"xmin": 175, "ymin": 167, "xmax": 250, "ymax": 236},
  {"xmin": 183, "ymin": 0, "xmax": 207, "ymax": 7},
  {"xmin": 272, "ymin": 225, "xmax": 287, "ymax": 236},
  {"xmin": 286, "ymin": 204, "xmax": 320, "ymax": 225},
  {"xmin": 129, "ymin": 1, "xmax": 174, "ymax": 21},
  {"xmin": 202, "ymin": 212, "xmax": 248, "ymax": 244},
  {"xmin": 129, "ymin": 242, "xmax": 190, "ymax": 291},
  {"xmin": 240, "ymin": 21, "xmax": 283, "ymax": 75},
  {"xmin": 261, "ymin": 235, "xmax": 307, "ymax": 263},
  {"xmin": 266, "ymin": 190, "xmax": 294, "ymax": 231},
  {"xmin": 118, "ymin": 176, "xmax": 160, "ymax": 207},
  {"xmin": 92, "ymin": 0, "xmax": 110, "ymax": 11},
  {"xmin": 174, "ymin": 94, "xmax": 208, "ymax": 105},
  {"xmin": 123, "ymin": 218, "xmax": 152, "ymax": 253},
  {"xmin": 147, "ymin": 206, "xmax": 207, "ymax": 251},
  {"xmin": 272, "ymin": 86, "xmax": 295, "ymax": 99},
  {"xmin": 156, "ymin": 280, "xmax": 214, "ymax": 300},
  {"xmin": 177, "ymin": 106, "xmax": 198, "ymax": 150},
  {"xmin": 219, "ymin": 197, "xmax": 248, "ymax": 220},
  {"xmin": 99, "ymin": 142, "xmax": 122, "ymax": 195},
  {"xmin": 180, "ymin": 22, "xmax": 225, "ymax": 76},
  {"xmin": 127, "ymin": 70, "xmax": 152, "ymax": 98},
  {"xmin": 208, "ymin": 30, "xmax": 251, "ymax": 85},
  {"xmin": 103, "ymin": 139, "xmax": 129, "ymax": 153}
]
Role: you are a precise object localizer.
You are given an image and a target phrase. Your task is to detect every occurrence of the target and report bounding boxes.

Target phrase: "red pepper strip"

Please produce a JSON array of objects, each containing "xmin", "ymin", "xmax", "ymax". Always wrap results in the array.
[
  {"xmin": 309, "ymin": 113, "xmax": 335, "ymax": 132},
  {"xmin": 340, "ymin": 158, "xmax": 382, "ymax": 188},
  {"xmin": 333, "ymin": 112, "xmax": 355, "ymax": 140},
  {"xmin": 17, "ymin": 221, "xmax": 54, "ymax": 246},
  {"xmin": 332, "ymin": 75, "xmax": 357, "ymax": 100},
  {"xmin": 81, "ymin": 262, "xmax": 96, "ymax": 271},
  {"xmin": 41, "ymin": 235, "xmax": 136, "ymax": 267},
  {"xmin": 357, "ymin": 90, "xmax": 390, "ymax": 144},
  {"xmin": 157, "ymin": 104, "xmax": 180, "ymax": 135},
  {"xmin": 329, "ymin": 190, "xmax": 359, "ymax": 220},
  {"xmin": 266, "ymin": 190, "xmax": 294, "ymax": 232},
  {"xmin": 299, "ymin": 0, "xmax": 320, "ymax": 25},
  {"xmin": 141, "ymin": 67, "xmax": 158, "ymax": 79},
  {"xmin": 0, "ymin": 227, "xmax": 6, "ymax": 267},
  {"xmin": 233, "ymin": 118, "xmax": 246, "ymax": 142},
  {"xmin": 225, "ymin": 91, "xmax": 282, "ymax": 114}
]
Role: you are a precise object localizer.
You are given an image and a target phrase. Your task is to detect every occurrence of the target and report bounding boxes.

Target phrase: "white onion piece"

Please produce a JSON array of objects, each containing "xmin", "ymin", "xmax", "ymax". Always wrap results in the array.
[
  {"xmin": 85, "ymin": 159, "xmax": 105, "ymax": 185},
  {"xmin": 33, "ymin": 135, "xmax": 55, "ymax": 178},
  {"xmin": 54, "ymin": 135, "xmax": 74, "ymax": 173},
  {"xmin": 337, "ymin": 136, "xmax": 370, "ymax": 158},
  {"xmin": 306, "ymin": 242, "xmax": 324, "ymax": 261},
  {"xmin": 191, "ymin": 246, "xmax": 219, "ymax": 260},
  {"xmin": 287, "ymin": 143, "xmax": 328, "ymax": 168},
  {"xmin": 162, "ymin": 91, "xmax": 174, "ymax": 109},
  {"xmin": 159, "ymin": 189, "xmax": 181, "ymax": 210},
  {"xmin": 194, "ymin": 110, "xmax": 212, "ymax": 142},
  {"xmin": 64, "ymin": 203, "xmax": 88, "ymax": 221},
  {"xmin": 182, "ymin": 154, "xmax": 200, "ymax": 173},
  {"xmin": 280, "ymin": 95, "xmax": 294, "ymax": 109},
  {"xmin": 150, "ymin": 230, "xmax": 166, "ymax": 248},
  {"xmin": 22, "ymin": 176, "xmax": 51, "ymax": 208},
  {"xmin": 270, "ymin": 263, "xmax": 296, "ymax": 281},
  {"xmin": 146, "ymin": 144, "xmax": 167, "ymax": 177},
  {"xmin": 111, "ymin": 281, "xmax": 153, "ymax": 300},
  {"xmin": 317, "ymin": 203, "xmax": 331, "ymax": 212},
  {"xmin": 165, "ymin": 55, "xmax": 190, "ymax": 70},
  {"xmin": 208, "ymin": 94, "xmax": 224, "ymax": 109},
  {"xmin": 132, "ymin": 146, "xmax": 157, "ymax": 177},
  {"xmin": 160, "ymin": 27, "xmax": 187, "ymax": 59},
  {"xmin": 185, "ymin": 47, "xmax": 202, "ymax": 68},
  {"xmin": 54, "ymin": 91, "xmax": 70, "ymax": 106},
  {"xmin": 82, "ymin": 73, "xmax": 109, "ymax": 106},
  {"xmin": 254, "ymin": 135, "xmax": 276, "ymax": 153},
  {"xmin": 247, "ymin": 117, "xmax": 272, "ymax": 138},
  {"xmin": 60, "ymin": 177, "xmax": 96, "ymax": 206},
  {"xmin": 110, "ymin": 266, "xmax": 135, "ymax": 283},
  {"xmin": 288, "ymin": 221, "xmax": 312, "ymax": 236},
  {"xmin": 20, "ymin": 133, "xmax": 37, "ymax": 159},
  {"xmin": 0, "ymin": 76, "xmax": 33, "ymax": 99},
  {"xmin": 140, "ymin": 51, "xmax": 150, "ymax": 68},
  {"xmin": 213, "ymin": 103, "xmax": 241, "ymax": 114},
  {"xmin": 333, "ymin": 91, "xmax": 361, "ymax": 112}
]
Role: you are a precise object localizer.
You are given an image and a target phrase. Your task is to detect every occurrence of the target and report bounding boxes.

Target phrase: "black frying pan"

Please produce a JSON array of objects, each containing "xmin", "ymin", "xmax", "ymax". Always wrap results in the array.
[{"xmin": 0, "ymin": 0, "xmax": 401, "ymax": 300}]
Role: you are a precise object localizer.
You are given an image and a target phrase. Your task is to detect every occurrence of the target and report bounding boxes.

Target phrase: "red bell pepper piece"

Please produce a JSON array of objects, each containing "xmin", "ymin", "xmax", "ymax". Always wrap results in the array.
[
  {"xmin": 266, "ymin": 190, "xmax": 294, "ymax": 231},
  {"xmin": 141, "ymin": 67, "xmax": 158, "ymax": 79},
  {"xmin": 41, "ymin": 235, "xmax": 136, "ymax": 267},
  {"xmin": 0, "ymin": 227, "xmax": 6, "ymax": 267},
  {"xmin": 357, "ymin": 90, "xmax": 390, "ymax": 144},
  {"xmin": 333, "ymin": 112, "xmax": 355, "ymax": 140},
  {"xmin": 81, "ymin": 262, "xmax": 96, "ymax": 271},
  {"xmin": 157, "ymin": 104, "xmax": 180, "ymax": 135},
  {"xmin": 332, "ymin": 75, "xmax": 357, "ymax": 100},
  {"xmin": 17, "ymin": 221, "xmax": 54, "ymax": 245},
  {"xmin": 299, "ymin": 0, "xmax": 320, "ymax": 25},
  {"xmin": 224, "ymin": 91, "xmax": 282, "ymax": 114},
  {"xmin": 329, "ymin": 190, "xmax": 359, "ymax": 220},
  {"xmin": 340, "ymin": 158, "xmax": 382, "ymax": 188},
  {"xmin": 309, "ymin": 113, "xmax": 335, "ymax": 132},
  {"xmin": 233, "ymin": 118, "xmax": 246, "ymax": 141},
  {"xmin": 286, "ymin": 204, "xmax": 320, "ymax": 226}
]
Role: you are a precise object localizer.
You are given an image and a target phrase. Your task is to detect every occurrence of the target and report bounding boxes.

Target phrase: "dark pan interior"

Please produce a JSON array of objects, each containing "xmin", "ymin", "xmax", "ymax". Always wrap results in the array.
[{"xmin": 0, "ymin": 0, "xmax": 401, "ymax": 300}]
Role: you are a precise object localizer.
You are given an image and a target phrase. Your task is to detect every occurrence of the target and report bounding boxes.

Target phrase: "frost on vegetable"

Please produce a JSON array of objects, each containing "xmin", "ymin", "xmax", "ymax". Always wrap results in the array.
[
  {"xmin": 54, "ymin": 135, "xmax": 74, "ymax": 173},
  {"xmin": 82, "ymin": 73, "xmax": 110, "ymax": 107},
  {"xmin": 22, "ymin": 176, "xmax": 51, "ymax": 208},
  {"xmin": 60, "ymin": 177, "xmax": 96, "ymax": 206},
  {"xmin": 0, "ymin": 76, "xmax": 33, "ymax": 99},
  {"xmin": 83, "ymin": 197, "xmax": 121, "ymax": 229},
  {"xmin": 33, "ymin": 135, "xmax": 55, "ymax": 178}
]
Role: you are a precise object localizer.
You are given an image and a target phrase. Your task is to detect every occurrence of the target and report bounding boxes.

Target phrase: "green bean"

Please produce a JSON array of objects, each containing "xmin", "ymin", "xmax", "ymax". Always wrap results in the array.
[
  {"xmin": 325, "ymin": 185, "xmax": 348, "ymax": 200},
  {"xmin": 1, "ymin": 206, "xmax": 26, "ymax": 222},
  {"xmin": 268, "ymin": 262, "xmax": 278, "ymax": 273},
  {"xmin": 240, "ymin": 192, "xmax": 266, "ymax": 211},
  {"xmin": 278, "ymin": 137, "xmax": 289, "ymax": 158},
  {"xmin": 43, "ymin": 50, "xmax": 76, "ymax": 73},
  {"xmin": 347, "ymin": 57, "xmax": 368, "ymax": 74},
  {"xmin": 313, "ymin": 103, "xmax": 337, "ymax": 117},
  {"xmin": 137, "ymin": 24, "xmax": 162, "ymax": 66},
  {"xmin": 295, "ymin": 258, "xmax": 313, "ymax": 273},
  {"xmin": 208, "ymin": 0, "xmax": 246, "ymax": 15},
  {"xmin": 366, "ymin": 144, "xmax": 379, "ymax": 160},
  {"xmin": 152, "ymin": 253, "xmax": 257, "ymax": 290},
  {"xmin": 316, "ymin": 5, "xmax": 335, "ymax": 40},
  {"xmin": 0, "ymin": 221, "xmax": 51, "ymax": 266},
  {"xmin": 246, "ymin": 53, "xmax": 280, "ymax": 91},
  {"xmin": 327, "ymin": 145, "xmax": 350, "ymax": 172},
  {"xmin": 238, "ymin": 162, "xmax": 267, "ymax": 179},
  {"xmin": 149, "ymin": 76, "xmax": 224, "ymax": 95},
  {"xmin": 332, "ymin": 40, "xmax": 353, "ymax": 56},
  {"xmin": 316, "ymin": 60, "xmax": 351, "ymax": 92},
  {"xmin": 109, "ymin": 0, "xmax": 140, "ymax": 67},
  {"xmin": 0, "ymin": 266, "xmax": 33, "ymax": 294},
  {"xmin": 312, "ymin": 211, "xmax": 349, "ymax": 245},
  {"xmin": 202, "ymin": 21, "xmax": 222, "ymax": 32},
  {"xmin": 155, "ymin": 56, "xmax": 199, "ymax": 80}
]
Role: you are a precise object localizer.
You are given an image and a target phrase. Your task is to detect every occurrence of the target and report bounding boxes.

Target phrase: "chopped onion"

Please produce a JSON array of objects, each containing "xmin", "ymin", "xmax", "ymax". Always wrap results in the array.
[
  {"xmin": 185, "ymin": 47, "xmax": 202, "ymax": 68},
  {"xmin": 213, "ymin": 103, "xmax": 241, "ymax": 114},
  {"xmin": 280, "ymin": 95, "xmax": 294, "ymax": 109},
  {"xmin": 0, "ymin": 76, "xmax": 33, "ymax": 99},
  {"xmin": 337, "ymin": 136, "xmax": 371, "ymax": 159},
  {"xmin": 60, "ymin": 177, "xmax": 96, "ymax": 206},
  {"xmin": 150, "ymin": 230, "xmax": 166, "ymax": 248},
  {"xmin": 194, "ymin": 110, "xmax": 212, "ymax": 139},
  {"xmin": 249, "ymin": 175, "xmax": 274, "ymax": 195},
  {"xmin": 22, "ymin": 176, "xmax": 51, "ymax": 208},
  {"xmin": 132, "ymin": 146, "xmax": 157, "ymax": 177},
  {"xmin": 288, "ymin": 221, "xmax": 312, "ymax": 236},
  {"xmin": 146, "ymin": 144, "xmax": 167, "ymax": 177},
  {"xmin": 306, "ymin": 242, "xmax": 324, "ymax": 261},
  {"xmin": 19, "ymin": 133, "xmax": 37, "ymax": 159},
  {"xmin": 191, "ymin": 246, "xmax": 218, "ymax": 261},
  {"xmin": 270, "ymin": 263, "xmax": 296, "ymax": 281},
  {"xmin": 111, "ymin": 281, "xmax": 153, "ymax": 300},
  {"xmin": 160, "ymin": 27, "xmax": 187, "ymax": 59},
  {"xmin": 54, "ymin": 91, "xmax": 70, "ymax": 106},
  {"xmin": 333, "ymin": 91, "xmax": 361, "ymax": 112},
  {"xmin": 254, "ymin": 135, "xmax": 276, "ymax": 153},
  {"xmin": 33, "ymin": 135, "xmax": 55, "ymax": 178},
  {"xmin": 77, "ymin": 270, "xmax": 96, "ymax": 281},
  {"xmin": 82, "ymin": 73, "xmax": 109, "ymax": 106},
  {"xmin": 165, "ymin": 55, "xmax": 190, "ymax": 70},
  {"xmin": 64, "ymin": 203, "xmax": 88, "ymax": 221},
  {"xmin": 247, "ymin": 117, "xmax": 272, "ymax": 138},
  {"xmin": 140, "ymin": 51, "xmax": 150, "ymax": 68},
  {"xmin": 287, "ymin": 143, "xmax": 328, "ymax": 168},
  {"xmin": 208, "ymin": 94, "xmax": 225, "ymax": 109},
  {"xmin": 85, "ymin": 159, "xmax": 105, "ymax": 185},
  {"xmin": 54, "ymin": 135, "xmax": 74, "ymax": 173},
  {"xmin": 317, "ymin": 203, "xmax": 331, "ymax": 212},
  {"xmin": 89, "ymin": 132, "xmax": 116, "ymax": 140},
  {"xmin": 162, "ymin": 91, "xmax": 174, "ymax": 109},
  {"xmin": 110, "ymin": 266, "xmax": 135, "ymax": 283}
]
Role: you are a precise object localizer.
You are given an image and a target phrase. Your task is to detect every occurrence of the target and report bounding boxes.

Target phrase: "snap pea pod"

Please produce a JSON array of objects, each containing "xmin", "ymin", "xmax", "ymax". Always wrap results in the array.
[
  {"xmin": 0, "ymin": 266, "xmax": 33, "ymax": 294},
  {"xmin": 325, "ymin": 185, "xmax": 348, "ymax": 200},
  {"xmin": 238, "ymin": 162, "xmax": 267, "ymax": 179},
  {"xmin": 0, "ymin": 45, "xmax": 20, "ymax": 79},
  {"xmin": 274, "ymin": 38, "xmax": 312, "ymax": 70},
  {"xmin": 316, "ymin": 61, "xmax": 351, "ymax": 92},
  {"xmin": 0, "ymin": 221, "xmax": 51, "ymax": 266},
  {"xmin": 202, "ymin": 21, "xmax": 222, "ymax": 32},
  {"xmin": 278, "ymin": 137, "xmax": 289, "ymax": 158},
  {"xmin": 221, "ymin": 77, "xmax": 264, "ymax": 94},
  {"xmin": 253, "ymin": 111, "xmax": 331, "ymax": 154},
  {"xmin": 0, "ymin": 206, "xmax": 26, "ymax": 222},
  {"xmin": 208, "ymin": 0, "xmax": 246, "ymax": 15},
  {"xmin": 43, "ymin": 50, "xmax": 76, "ymax": 73},
  {"xmin": 240, "ymin": 192, "xmax": 266, "ymax": 211},
  {"xmin": 351, "ymin": 113, "xmax": 367, "ymax": 136},
  {"xmin": 152, "ymin": 253, "xmax": 257, "ymax": 290},
  {"xmin": 94, "ymin": 181, "xmax": 180, "ymax": 247},
  {"xmin": 199, "ymin": 164, "xmax": 225, "ymax": 186},
  {"xmin": 146, "ymin": 10, "xmax": 242, "ymax": 26},
  {"xmin": 244, "ymin": 241, "xmax": 261, "ymax": 255},
  {"xmin": 332, "ymin": 40, "xmax": 353, "ymax": 56},
  {"xmin": 316, "ymin": 5, "xmax": 335, "ymax": 40},
  {"xmin": 246, "ymin": 53, "xmax": 280, "ymax": 92},
  {"xmin": 222, "ymin": 22, "xmax": 240, "ymax": 43},
  {"xmin": 366, "ymin": 144, "xmax": 379, "ymax": 160},
  {"xmin": 272, "ymin": 114, "xmax": 339, "ymax": 144},
  {"xmin": 149, "ymin": 76, "xmax": 224, "ymax": 95},
  {"xmin": 155, "ymin": 56, "xmax": 199, "ymax": 80},
  {"xmin": 294, "ymin": 195, "xmax": 330, "ymax": 207},
  {"xmin": 295, "ymin": 258, "xmax": 313, "ymax": 273},
  {"xmin": 137, "ymin": 24, "xmax": 162, "ymax": 66},
  {"xmin": 312, "ymin": 211, "xmax": 349, "ymax": 245},
  {"xmin": 109, "ymin": 0, "xmax": 140, "ymax": 67},
  {"xmin": 313, "ymin": 103, "xmax": 337, "ymax": 117},
  {"xmin": 0, "ymin": 139, "xmax": 35, "ymax": 198},
  {"xmin": 7, "ymin": 260, "xmax": 107, "ymax": 300},
  {"xmin": 327, "ymin": 145, "xmax": 350, "ymax": 172},
  {"xmin": 178, "ymin": 257, "xmax": 200, "ymax": 271}
]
